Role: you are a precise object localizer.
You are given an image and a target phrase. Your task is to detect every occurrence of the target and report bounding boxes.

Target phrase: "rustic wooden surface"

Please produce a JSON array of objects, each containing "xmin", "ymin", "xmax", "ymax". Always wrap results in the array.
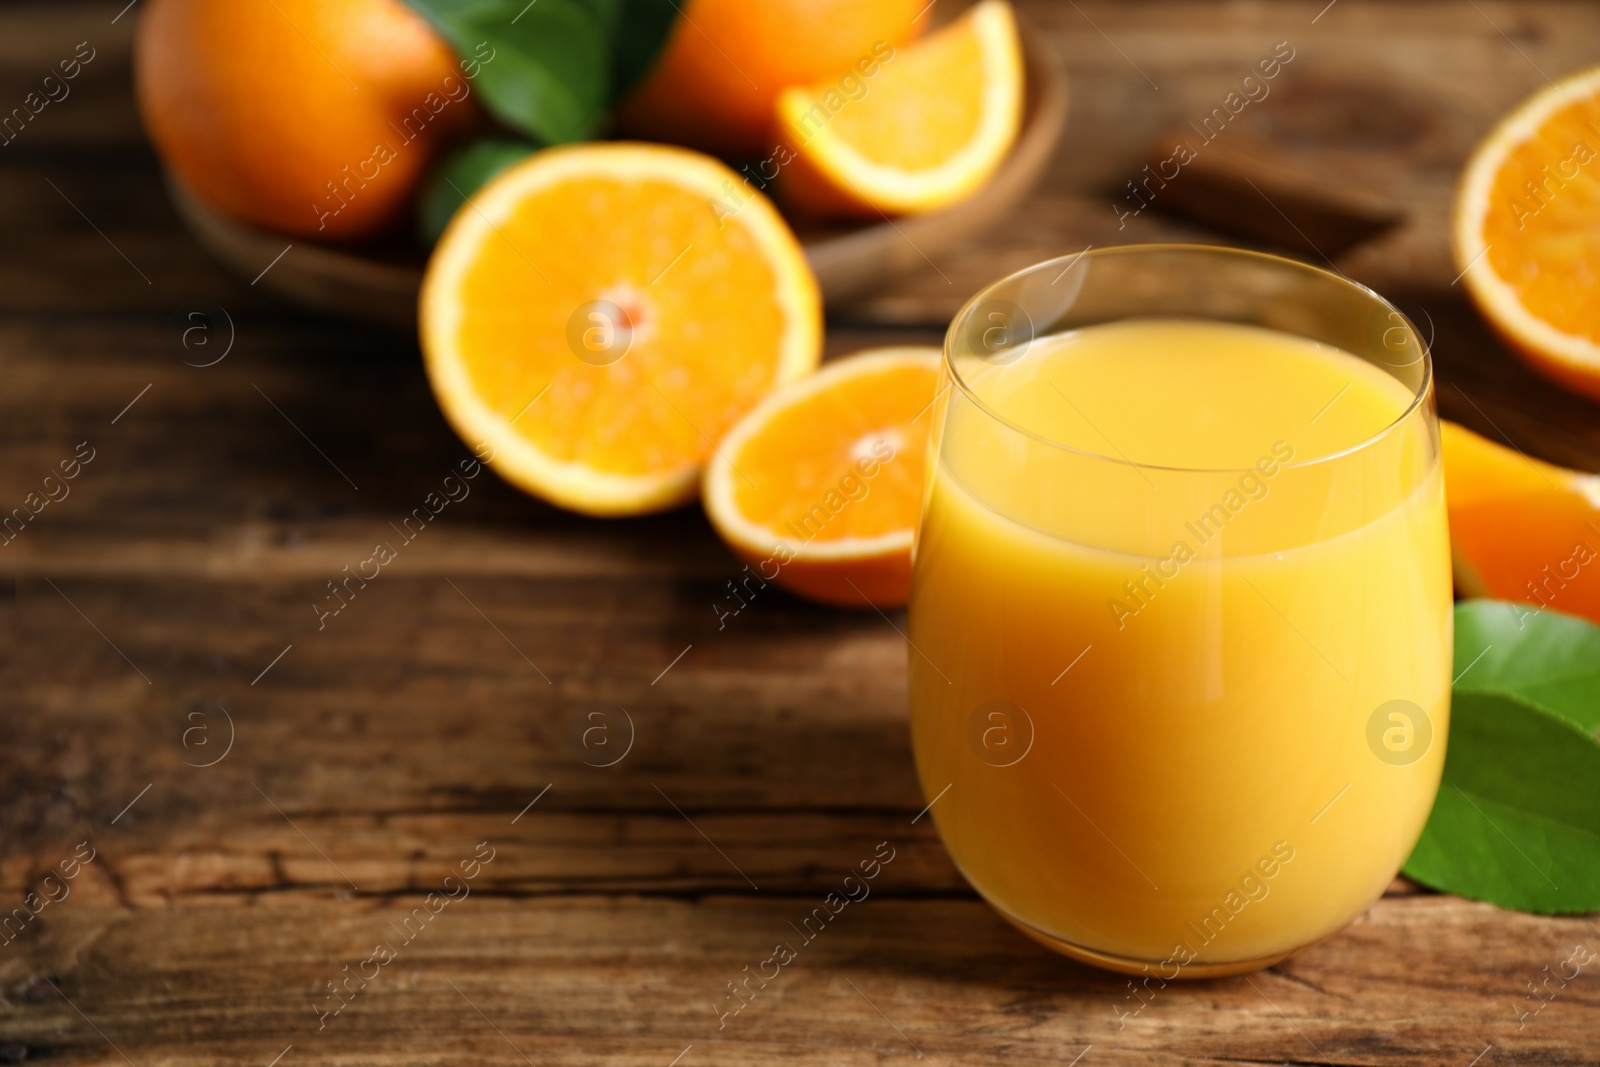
[{"xmin": 3, "ymin": 1, "xmax": 1600, "ymax": 1065}]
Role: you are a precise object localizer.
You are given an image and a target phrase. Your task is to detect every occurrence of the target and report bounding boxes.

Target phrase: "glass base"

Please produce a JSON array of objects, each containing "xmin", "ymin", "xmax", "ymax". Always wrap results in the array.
[{"xmin": 995, "ymin": 904, "xmax": 1294, "ymax": 979}]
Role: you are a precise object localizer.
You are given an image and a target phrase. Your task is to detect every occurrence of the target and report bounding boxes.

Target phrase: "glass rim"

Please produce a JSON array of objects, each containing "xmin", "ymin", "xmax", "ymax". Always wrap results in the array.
[{"xmin": 943, "ymin": 243, "xmax": 1435, "ymax": 476}]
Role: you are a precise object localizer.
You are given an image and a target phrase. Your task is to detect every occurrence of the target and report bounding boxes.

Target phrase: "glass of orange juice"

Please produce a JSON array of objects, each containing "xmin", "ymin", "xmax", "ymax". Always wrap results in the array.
[{"xmin": 909, "ymin": 245, "xmax": 1450, "ymax": 978}]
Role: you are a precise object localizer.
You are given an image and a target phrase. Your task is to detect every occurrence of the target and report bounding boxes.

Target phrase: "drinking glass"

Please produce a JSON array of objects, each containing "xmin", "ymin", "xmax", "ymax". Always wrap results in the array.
[{"xmin": 908, "ymin": 245, "xmax": 1450, "ymax": 977}]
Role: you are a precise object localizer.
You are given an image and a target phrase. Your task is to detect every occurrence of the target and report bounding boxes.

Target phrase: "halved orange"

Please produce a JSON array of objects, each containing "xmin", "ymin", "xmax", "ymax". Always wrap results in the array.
[
  {"xmin": 703, "ymin": 347, "xmax": 942, "ymax": 607},
  {"xmin": 1454, "ymin": 64, "xmax": 1600, "ymax": 400},
  {"xmin": 420, "ymin": 142, "xmax": 822, "ymax": 517},
  {"xmin": 1442, "ymin": 419, "xmax": 1600, "ymax": 624},
  {"xmin": 774, "ymin": 0, "xmax": 1024, "ymax": 217}
]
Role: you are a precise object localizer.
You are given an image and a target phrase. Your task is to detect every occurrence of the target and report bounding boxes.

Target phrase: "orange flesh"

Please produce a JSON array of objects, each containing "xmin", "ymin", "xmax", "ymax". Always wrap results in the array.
[
  {"xmin": 1482, "ymin": 93, "xmax": 1600, "ymax": 343},
  {"xmin": 450, "ymin": 175, "xmax": 790, "ymax": 478},
  {"xmin": 799, "ymin": 15, "xmax": 987, "ymax": 169},
  {"xmin": 614, "ymin": 0, "xmax": 926, "ymax": 158},
  {"xmin": 1442, "ymin": 421, "xmax": 1600, "ymax": 623},
  {"xmin": 731, "ymin": 362, "xmax": 936, "ymax": 541}
]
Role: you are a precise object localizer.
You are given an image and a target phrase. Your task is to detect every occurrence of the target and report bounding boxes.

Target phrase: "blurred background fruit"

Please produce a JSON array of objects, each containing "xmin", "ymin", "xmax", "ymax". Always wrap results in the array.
[
  {"xmin": 1454, "ymin": 63, "xmax": 1600, "ymax": 400},
  {"xmin": 703, "ymin": 348, "xmax": 941, "ymax": 607},
  {"xmin": 777, "ymin": 0, "xmax": 1023, "ymax": 217},
  {"xmin": 420, "ymin": 142, "xmax": 821, "ymax": 517},
  {"xmin": 135, "ymin": 0, "xmax": 475, "ymax": 239},
  {"xmin": 614, "ymin": 0, "xmax": 927, "ymax": 159}
]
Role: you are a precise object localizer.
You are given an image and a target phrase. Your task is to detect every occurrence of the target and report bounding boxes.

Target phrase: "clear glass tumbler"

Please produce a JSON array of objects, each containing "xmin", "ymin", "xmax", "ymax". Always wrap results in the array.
[{"xmin": 908, "ymin": 245, "xmax": 1450, "ymax": 977}]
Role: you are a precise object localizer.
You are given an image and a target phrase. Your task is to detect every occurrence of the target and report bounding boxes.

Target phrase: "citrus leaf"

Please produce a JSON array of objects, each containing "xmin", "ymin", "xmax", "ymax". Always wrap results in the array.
[
  {"xmin": 1402, "ymin": 689, "xmax": 1600, "ymax": 913},
  {"xmin": 418, "ymin": 138, "xmax": 536, "ymax": 244},
  {"xmin": 405, "ymin": 0, "xmax": 610, "ymax": 144},
  {"xmin": 1453, "ymin": 600, "xmax": 1600, "ymax": 733},
  {"xmin": 465, "ymin": 1, "xmax": 607, "ymax": 143},
  {"xmin": 402, "ymin": 0, "xmax": 678, "ymax": 145}
]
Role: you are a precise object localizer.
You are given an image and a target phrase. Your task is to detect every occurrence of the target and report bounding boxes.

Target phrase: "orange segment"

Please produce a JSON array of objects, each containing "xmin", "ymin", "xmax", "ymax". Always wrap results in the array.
[
  {"xmin": 1441, "ymin": 420, "xmax": 1600, "ymax": 625},
  {"xmin": 775, "ymin": 0, "xmax": 1024, "ymax": 217},
  {"xmin": 826, "ymin": 25, "xmax": 985, "ymax": 172},
  {"xmin": 420, "ymin": 143, "xmax": 822, "ymax": 516},
  {"xmin": 614, "ymin": 0, "xmax": 926, "ymax": 158},
  {"xmin": 1454, "ymin": 64, "xmax": 1600, "ymax": 398},
  {"xmin": 703, "ymin": 347, "xmax": 943, "ymax": 607}
]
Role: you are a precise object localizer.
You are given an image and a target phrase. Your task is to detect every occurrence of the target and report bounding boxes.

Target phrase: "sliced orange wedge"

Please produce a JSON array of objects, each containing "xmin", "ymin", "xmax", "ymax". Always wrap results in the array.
[
  {"xmin": 774, "ymin": 0, "xmax": 1024, "ymax": 217},
  {"xmin": 1442, "ymin": 419, "xmax": 1600, "ymax": 624},
  {"xmin": 703, "ymin": 347, "xmax": 942, "ymax": 607},
  {"xmin": 1454, "ymin": 64, "xmax": 1600, "ymax": 400},
  {"xmin": 420, "ymin": 143, "xmax": 822, "ymax": 517}
]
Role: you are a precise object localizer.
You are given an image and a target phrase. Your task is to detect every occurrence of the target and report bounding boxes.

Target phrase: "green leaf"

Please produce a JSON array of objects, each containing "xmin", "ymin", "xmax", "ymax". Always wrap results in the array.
[
  {"xmin": 1453, "ymin": 600, "xmax": 1600, "ymax": 734},
  {"xmin": 547, "ymin": 0, "xmax": 676, "ymax": 97},
  {"xmin": 1402, "ymin": 690, "xmax": 1600, "ymax": 913},
  {"xmin": 402, "ymin": 0, "xmax": 679, "ymax": 145},
  {"xmin": 406, "ymin": 0, "xmax": 610, "ymax": 144},
  {"xmin": 462, "ymin": 2, "xmax": 608, "ymax": 143},
  {"xmin": 418, "ymin": 138, "xmax": 536, "ymax": 245}
]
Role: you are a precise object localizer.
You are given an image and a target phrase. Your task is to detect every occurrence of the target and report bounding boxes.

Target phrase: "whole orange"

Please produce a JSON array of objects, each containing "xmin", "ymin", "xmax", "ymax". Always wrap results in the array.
[
  {"xmin": 615, "ymin": 0, "xmax": 926, "ymax": 158},
  {"xmin": 135, "ymin": 0, "xmax": 476, "ymax": 240}
]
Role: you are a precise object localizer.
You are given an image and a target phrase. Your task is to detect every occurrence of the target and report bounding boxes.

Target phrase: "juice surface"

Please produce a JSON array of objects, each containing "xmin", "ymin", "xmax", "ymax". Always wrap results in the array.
[{"xmin": 909, "ymin": 318, "xmax": 1451, "ymax": 969}]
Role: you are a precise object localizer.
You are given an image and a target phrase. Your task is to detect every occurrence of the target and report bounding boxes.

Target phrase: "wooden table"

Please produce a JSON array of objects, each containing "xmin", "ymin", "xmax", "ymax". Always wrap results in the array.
[{"xmin": 3, "ymin": 2, "xmax": 1599, "ymax": 1064}]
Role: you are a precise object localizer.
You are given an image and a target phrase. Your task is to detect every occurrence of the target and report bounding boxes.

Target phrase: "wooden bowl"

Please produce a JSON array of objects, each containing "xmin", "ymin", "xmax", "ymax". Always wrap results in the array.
[{"xmin": 167, "ymin": 27, "xmax": 1067, "ymax": 332}]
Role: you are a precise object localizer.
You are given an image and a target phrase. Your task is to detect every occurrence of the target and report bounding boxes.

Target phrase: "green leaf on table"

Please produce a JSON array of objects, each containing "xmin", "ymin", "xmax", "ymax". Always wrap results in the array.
[
  {"xmin": 1452, "ymin": 599, "xmax": 1600, "ymax": 734},
  {"xmin": 402, "ymin": 0, "xmax": 678, "ymax": 145},
  {"xmin": 1402, "ymin": 690, "xmax": 1600, "ymax": 913},
  {"xmin": 418, "ymin": 138, "xmax": 536, "ymax": 244}
]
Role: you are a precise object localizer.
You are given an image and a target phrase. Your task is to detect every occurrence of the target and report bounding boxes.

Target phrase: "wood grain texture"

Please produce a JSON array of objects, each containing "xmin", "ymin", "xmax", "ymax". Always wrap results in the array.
[
  {"xmin": 1, "ymin": 1, "xmax": 1599, "ymax": 1065},
  {"xmin": 2, "ymin": 898, "xmax": 1598, "ymax": 1066}
]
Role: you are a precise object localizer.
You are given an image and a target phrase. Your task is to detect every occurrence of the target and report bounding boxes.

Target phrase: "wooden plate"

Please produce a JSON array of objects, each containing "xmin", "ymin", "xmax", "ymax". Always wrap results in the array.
[{"xmin": 167, "ymin": 27, "xmax": 1067, "ymax": 332}]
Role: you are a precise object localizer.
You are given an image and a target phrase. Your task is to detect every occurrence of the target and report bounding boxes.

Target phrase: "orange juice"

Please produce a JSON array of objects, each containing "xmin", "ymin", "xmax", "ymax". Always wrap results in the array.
[{"xmin": 909, "ymin": 317, "xmax": 1451, "ymax": 975}]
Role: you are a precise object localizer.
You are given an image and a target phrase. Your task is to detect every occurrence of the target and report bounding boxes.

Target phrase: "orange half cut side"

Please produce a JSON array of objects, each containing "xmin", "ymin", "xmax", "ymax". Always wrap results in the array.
[
  {"xmin": 421, "ymin": 142, "xmax": 822, "ymax": 516},
  {"xmin": 1454, "ymin": 64, "xmax": 1600, "ymax": 399},
  {"xmin": 704, "ymin": 347, "xmax": 943, "ymax": 607}
]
